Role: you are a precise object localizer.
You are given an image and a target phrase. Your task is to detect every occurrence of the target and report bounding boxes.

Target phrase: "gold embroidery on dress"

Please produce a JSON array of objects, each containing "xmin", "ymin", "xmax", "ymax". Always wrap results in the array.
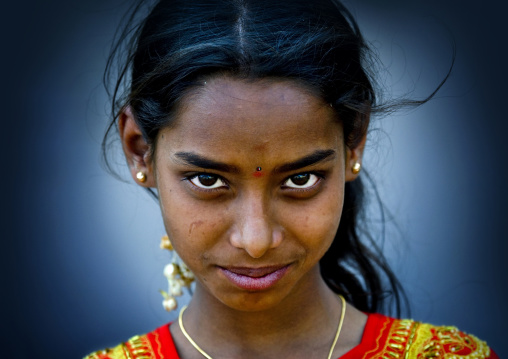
[
  {"xmin": 153, "ymin": 330, "xmax": 164, "ymax": 358},
  {"xmin": 403, "ymin": 321, "xmax": 419, "ymax": 359},
  {"xmin": 125, "ymin": 335, "xmax": 157, "ymax": 359},
  {"xmin": 382, "ymin": 319, "xmax": 417, "ymax": 359},
  {"xmin": 84, "ymin": 343, "xmax": 129, "ymax": 359},
  {"xmin": 84, "ymin": 351, "xmax": 105, "ymax": 359},
  {"xmin": 362, "ymin": 316, "xmax": 392, "ymax": 358},
  {"xmin": 366, "ymin": 318, "xmax": 493, "ymax": 359},
  {"xmin": 122, "ymin": 343, "xmax": 135, "ymax": 359},
  {"xmin": 407, "ymin": 323, "xmax": 491, "ymax": 358},
  {"xmin": 84, "ymin": 334, "xmax": 156, "ymax": 359}
]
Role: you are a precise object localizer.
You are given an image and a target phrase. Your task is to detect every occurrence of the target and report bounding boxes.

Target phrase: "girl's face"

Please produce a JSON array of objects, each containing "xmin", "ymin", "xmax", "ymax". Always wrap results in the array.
[{"xmin": 128, "ymin": 77, "xmax": 363, "ymax": 311}]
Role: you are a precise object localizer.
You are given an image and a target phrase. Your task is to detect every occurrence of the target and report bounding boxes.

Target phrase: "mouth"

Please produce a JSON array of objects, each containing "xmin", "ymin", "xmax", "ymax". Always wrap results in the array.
[{"xmin": 218, "ymin": 265, "xmax": 291, "ymax": 291}]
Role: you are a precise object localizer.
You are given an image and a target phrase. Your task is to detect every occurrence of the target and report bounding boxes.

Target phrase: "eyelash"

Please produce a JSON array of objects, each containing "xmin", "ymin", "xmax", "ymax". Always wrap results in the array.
[
  {"xmin": 185, "ymin": 173, "xmax": 229, "ymax": 192},
  {"xmin": 281, "ymin": 172, "xmax": 324, "ymax": 192}
]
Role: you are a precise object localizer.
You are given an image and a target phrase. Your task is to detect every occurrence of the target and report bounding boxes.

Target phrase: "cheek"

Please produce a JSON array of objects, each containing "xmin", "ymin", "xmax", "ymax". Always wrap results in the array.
[
  {"xmin": 158, "ymin": 184, "xmax": 229, "ymax": 261},
  {"xmin": 281, "ymin": 184, "xmax": 344, "ymax": 254}
]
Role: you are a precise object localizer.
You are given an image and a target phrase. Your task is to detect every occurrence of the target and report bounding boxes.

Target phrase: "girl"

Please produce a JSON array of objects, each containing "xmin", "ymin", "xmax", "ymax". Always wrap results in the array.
[{"xmin": 86, "ymin": 0, "xmax": 498, "ymax": 358}]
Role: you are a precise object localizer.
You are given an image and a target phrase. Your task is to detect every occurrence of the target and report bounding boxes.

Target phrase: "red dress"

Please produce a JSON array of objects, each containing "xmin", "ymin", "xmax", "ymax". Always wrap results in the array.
[{"xmin": 85, "ymin": 313, "xmax": 498, "ymax": 359}]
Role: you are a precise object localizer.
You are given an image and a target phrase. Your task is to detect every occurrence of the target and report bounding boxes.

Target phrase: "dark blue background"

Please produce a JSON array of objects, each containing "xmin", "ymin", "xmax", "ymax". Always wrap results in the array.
[{"xmin": 3, "ymin": 0, "xmax": 507, "ymax": 357}]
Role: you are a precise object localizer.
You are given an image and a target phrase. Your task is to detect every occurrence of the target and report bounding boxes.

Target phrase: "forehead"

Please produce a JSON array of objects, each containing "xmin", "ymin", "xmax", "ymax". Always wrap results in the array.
[
  {"xmin": 185, "ymin": 76, "xmax": 321, "ymax": 107},
  {"xmin": 158, "ymin": 77, "xmax": 343, "ymax": 160}
]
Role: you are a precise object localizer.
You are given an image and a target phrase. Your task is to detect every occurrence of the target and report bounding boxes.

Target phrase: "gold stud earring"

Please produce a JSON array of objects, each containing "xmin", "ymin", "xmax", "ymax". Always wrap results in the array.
[
  {"xmin": 136, "ymin": 171, "xmax": 147, "ymax": 183},
  {"xmin": 352, "ymin": 162, "xmax": 361, "ymax": 174},
  {"xmin": 159, "ymin": 235, "xmax": 194, "ymax": 312}
]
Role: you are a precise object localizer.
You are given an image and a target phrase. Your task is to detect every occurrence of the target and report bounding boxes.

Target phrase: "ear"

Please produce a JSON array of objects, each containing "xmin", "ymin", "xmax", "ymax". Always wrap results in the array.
[
  {"xmin": 118, "ymin": 106, "xmax": 156, "ymax": 187},
  {"xmin": 345, "ymin": 132, "xmax": 367, "ymax": 182}
]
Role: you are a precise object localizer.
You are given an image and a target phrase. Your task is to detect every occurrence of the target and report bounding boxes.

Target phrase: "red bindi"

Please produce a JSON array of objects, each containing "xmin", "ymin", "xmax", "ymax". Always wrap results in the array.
[{"xmin": 253, "ymin": 167, "xmax": 264, "ymax": 177}]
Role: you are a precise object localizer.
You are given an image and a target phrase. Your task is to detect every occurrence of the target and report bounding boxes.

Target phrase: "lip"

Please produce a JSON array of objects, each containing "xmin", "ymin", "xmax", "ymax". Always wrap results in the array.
[{"xmin": 219, "ymin": 265, "xmax": 290, "ymax": 291}]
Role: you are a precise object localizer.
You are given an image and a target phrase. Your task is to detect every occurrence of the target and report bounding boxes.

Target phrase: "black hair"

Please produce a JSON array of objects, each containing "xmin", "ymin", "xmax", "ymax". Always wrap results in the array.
[{"xmin": 103, "ymin": 0, "xmax": 451, "ymax": 316}]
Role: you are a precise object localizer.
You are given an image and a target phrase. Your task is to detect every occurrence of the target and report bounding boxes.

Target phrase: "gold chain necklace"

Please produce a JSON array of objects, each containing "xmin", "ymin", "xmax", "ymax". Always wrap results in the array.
[{"xmin": 178, "ymin": 295, "xmax": 346, "ymax": 359}]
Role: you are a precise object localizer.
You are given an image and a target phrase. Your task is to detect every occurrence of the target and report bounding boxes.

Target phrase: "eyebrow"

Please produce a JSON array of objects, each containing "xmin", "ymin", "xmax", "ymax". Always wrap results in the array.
[
  {"xmin": 275, "ymin": 149, "xmax": 336, "ymax": 173},
  {"xmin": 174, "ymin": 149, "xmax": 336, "ymax": 174},
  {"xmin": 174, "ymin": 152, "xmax": 240, "ymax": 173}
]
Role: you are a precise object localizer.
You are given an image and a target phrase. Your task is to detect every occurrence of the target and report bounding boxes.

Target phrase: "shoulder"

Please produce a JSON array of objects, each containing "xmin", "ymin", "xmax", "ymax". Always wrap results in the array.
[
  {"xmin": 353, "ymin": 313, "xmax": 498, "ymax": 359},
  {"xmin": 83, "ymin": 323, "xmax": 180, "ymax": 359},
  {"xmin": 84, "ymin": 316, "xmax": 498, "ymax": 359}
]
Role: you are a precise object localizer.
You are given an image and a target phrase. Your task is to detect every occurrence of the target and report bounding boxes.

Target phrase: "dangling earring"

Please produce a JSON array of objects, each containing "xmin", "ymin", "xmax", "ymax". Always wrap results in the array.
[
  {"xmin": 352, "ymin": 162, "xmax": 361, "ymax": 174},
  {"xmin": 159, "ymin": 235, "xmax": 194, "ymax": 312}
]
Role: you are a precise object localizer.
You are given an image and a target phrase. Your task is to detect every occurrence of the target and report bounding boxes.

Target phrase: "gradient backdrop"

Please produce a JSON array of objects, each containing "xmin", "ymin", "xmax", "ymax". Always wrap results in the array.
[{"xmin": 3, "ymin": 0, "xmax": 508, "ymax": 357}]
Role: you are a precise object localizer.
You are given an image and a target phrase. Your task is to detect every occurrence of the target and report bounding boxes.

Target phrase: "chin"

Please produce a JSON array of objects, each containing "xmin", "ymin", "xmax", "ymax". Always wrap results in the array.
[
  {"xmin": 218, "ymin": 292, "xmax": 289, "ymax": 312},
  {"xmin": 205, "ymin": 278, "xmax": 301, "ymax": 313}
]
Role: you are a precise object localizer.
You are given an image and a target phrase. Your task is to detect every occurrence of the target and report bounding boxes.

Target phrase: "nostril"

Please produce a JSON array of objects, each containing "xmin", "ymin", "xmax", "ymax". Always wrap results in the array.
[
  {"xmin": 270, "ymin": 230, "xmax": 284, "ymax": 248},
  {"xmin": 229, "ymin": 230, "xmax": 243, "ymax": 249},
  {"xmin": 229, "ymin": 221, "xmax": 283, "ymax": 258}
]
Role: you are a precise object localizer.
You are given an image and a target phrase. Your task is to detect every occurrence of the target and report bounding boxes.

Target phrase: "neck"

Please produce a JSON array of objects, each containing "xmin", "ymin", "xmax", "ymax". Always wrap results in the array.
[{"xmin": 176, "ymin": 266, "xmax": 346, "ymax": 359}]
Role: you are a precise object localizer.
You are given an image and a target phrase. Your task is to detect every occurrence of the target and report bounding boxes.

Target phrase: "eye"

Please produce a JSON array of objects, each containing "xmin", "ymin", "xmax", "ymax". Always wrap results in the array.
[
  {"xmin": 189, "ymin": 174, "xmax": 227, "ymax": 189},
  {"xmin": 283, "ymin": 173, "xmax": 320, "ymax": 189}
]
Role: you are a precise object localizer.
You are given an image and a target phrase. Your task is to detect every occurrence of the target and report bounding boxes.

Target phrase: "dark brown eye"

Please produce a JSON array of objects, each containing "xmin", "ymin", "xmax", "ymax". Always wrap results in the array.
[
  {"xmin": 198, "ymin": 174, "xmax": 217, "ymax": 186},
  {"xmin": 291, "ymin": 174, "xmax": 310, "ymax": 186},
  {"xmin": 189, "ymin": 174, "xmax": 226, "ymax": 189},
  {"xmin": 283, "ymin": 173, "xmax": 319, "ymax": 189}
]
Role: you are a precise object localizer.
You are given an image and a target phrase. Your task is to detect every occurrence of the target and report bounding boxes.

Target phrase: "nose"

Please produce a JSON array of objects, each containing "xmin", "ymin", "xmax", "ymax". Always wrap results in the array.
[{"xmin": 229, "ymin": 195, "xmax": 283, "ymax": 258}]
